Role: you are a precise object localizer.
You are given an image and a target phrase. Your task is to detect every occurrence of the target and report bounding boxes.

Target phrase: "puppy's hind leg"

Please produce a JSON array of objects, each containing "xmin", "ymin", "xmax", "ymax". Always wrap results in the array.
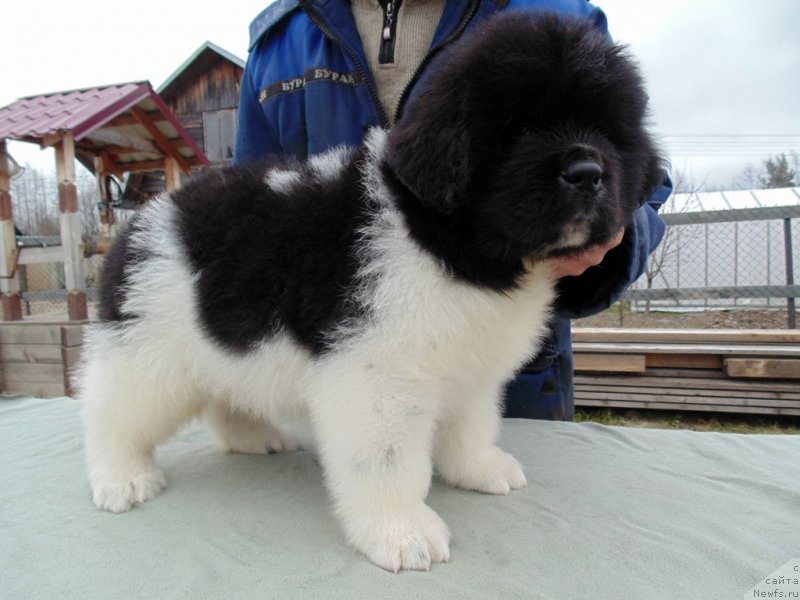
[
  {"xmin": 204, "ymin": 403, "xmax": 300, "ymax": 454},
  {"xmin": 81, "ymin": 336, "xmax": 203, "ymax": 513}
]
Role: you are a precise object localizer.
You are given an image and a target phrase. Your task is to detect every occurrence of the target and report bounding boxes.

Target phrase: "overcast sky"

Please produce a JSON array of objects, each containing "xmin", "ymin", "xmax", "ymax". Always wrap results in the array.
[{"xmin": 2, "ymin": 0, "xmax": 799, "ymax": 190}]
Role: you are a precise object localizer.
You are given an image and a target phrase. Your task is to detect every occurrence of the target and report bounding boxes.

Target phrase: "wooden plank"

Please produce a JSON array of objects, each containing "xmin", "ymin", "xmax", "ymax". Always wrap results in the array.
[
  {"xmin": 574, "ymin": 390, "xmax": 800, "ymax": 408},
  {"xmin": 130, "ymin": 106, "xmax": 191, "ymax": 176},
  {"xmin": 645, "ymin": 354, "xmax": 723, "ymax": 370},
  {"xmin": 17, "ymin": 245, "xmax": 64, "ymax": 265},
  {"xmin": 3, "ymin": 362, "xmax": 65, "ymax": 384},
  {"xmin": 573, "ymin": 327, "xmax": 800, "ymax": 345},
  {"xmin": 62, "ymin": 347, "xmax": 80, "ymax": 397},
  {"xmin": 644, "ymin": 368, "xmax": 728, "ymax": 380},
  {"xmin": 61, "ymin": 346, "xmax": 83, "ymax": 368},
  {"xmin": 0, "ymin": 343, "xmax": 63, "ymax": 363},
  {"xmin": 164, "ymin": 155, "xmax": 182, "ymax": 191},
  {"xmin": 55, "ymin": 133, "xmax": 87, "ymax": 303},
  {"xmin": 574, "ymin": 353, "xmax": 646, "ymax": 373},
  {"xmin": 575, "ymin": 398, "xmax": 800, "ymax": 417},
  {"xmin": 61, "ymin": 325, "xmax": 85, "ymax": 348},
  {"xmin": 0, "ymin": 139, "xmax": 23, "ymax": 314},
  {"xmin": 0, "ymin": 324, "xmax": 62, "ymax": 345},
  {"xmin": 4, "ymin": 381, "xmax": 66, "ymax": 398},
  {"xmin": 573, "ymin": 342, "xmax": 800, "ymax": 357},
  {"xmin": 575, "ymin": 375, "xmax": 800, "ymax": 394},
  {"xmin": 575, "ymin": 384, "xmax": 800, "ymax": 402},
  {"xmin": 724, "ymin": 358, "xmax": 800, "ymax": 380}
]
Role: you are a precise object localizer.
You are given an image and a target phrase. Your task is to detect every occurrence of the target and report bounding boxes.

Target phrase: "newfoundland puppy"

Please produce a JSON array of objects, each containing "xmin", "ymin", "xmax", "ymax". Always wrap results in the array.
[{"xmin": 80, "ymin": 12, "xmax": 664, "ymax": 571}]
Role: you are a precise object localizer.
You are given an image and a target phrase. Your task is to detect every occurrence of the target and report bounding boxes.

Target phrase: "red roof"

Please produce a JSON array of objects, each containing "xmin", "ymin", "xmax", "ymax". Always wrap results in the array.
[{"xmin": 0, "ymin": 82, "xmax": 209, "ymax": 174}]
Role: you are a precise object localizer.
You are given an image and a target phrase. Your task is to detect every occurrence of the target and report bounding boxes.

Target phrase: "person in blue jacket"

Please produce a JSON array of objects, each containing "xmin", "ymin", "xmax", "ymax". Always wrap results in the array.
[{"xmin": 233, "ymin": 0, "xmax": 672, "ymax": 421}]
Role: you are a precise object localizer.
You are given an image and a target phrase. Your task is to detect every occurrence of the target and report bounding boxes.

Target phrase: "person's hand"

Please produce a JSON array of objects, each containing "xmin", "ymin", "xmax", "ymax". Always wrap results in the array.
[{"xmin": 546, "ymin": 228, "xmax": 625, "ymax": 279}]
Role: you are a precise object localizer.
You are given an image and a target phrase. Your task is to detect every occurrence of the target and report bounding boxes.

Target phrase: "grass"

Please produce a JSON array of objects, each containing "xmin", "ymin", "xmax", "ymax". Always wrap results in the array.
[{"xmin": 575, "ymin": 408, "xmax": 800, "ymax": 434}]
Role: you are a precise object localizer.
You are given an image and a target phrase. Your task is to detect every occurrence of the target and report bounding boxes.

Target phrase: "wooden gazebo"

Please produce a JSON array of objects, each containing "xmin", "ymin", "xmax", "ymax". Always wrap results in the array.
[{"xmin": 0, "ymin": 82, "xmax": 209, "ymax": 321}]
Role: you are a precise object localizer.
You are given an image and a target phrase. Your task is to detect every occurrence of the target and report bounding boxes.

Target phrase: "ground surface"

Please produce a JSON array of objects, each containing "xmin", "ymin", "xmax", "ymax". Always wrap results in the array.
[
  {"xmin": 575, "ymin": 408, "xmax": 800, "ymax": 434},
  {"xmin": 580, "ymin": 307, "xmax": 794, "ymax": 329}
]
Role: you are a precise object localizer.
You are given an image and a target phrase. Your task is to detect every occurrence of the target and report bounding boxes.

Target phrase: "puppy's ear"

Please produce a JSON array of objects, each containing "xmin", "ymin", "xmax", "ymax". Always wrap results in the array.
[{"xmin": 384, "ymin": 95, "xmax": 472, "ymax": 215}]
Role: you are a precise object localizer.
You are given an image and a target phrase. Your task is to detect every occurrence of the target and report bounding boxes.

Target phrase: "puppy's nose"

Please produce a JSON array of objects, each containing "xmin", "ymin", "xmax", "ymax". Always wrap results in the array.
[{"xmin": 560, "ymin": 160, "xmax": 603, "ymax": 193}]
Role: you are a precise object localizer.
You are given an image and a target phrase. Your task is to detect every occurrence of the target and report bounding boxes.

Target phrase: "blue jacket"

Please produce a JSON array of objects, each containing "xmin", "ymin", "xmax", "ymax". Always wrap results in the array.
[{"xmin": 235, "ymin": 0, "xmax": 671, "ymax": 420}]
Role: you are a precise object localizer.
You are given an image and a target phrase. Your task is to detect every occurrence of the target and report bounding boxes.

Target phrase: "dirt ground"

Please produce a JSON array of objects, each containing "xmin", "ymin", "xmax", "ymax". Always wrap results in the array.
[
  {"xmin": 575, "ymin": 408, "xmax": 800, "ymax": 434},
  {"xmin": 580, "ymin": 307, "xmax": 795, "ymax": 329}
]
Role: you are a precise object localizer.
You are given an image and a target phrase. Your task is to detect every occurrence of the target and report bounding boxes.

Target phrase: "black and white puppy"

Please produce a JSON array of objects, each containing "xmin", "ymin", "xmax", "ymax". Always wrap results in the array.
[{"xmin": 80, "ymin": 12, "xmax": 664, "ymax": 572}]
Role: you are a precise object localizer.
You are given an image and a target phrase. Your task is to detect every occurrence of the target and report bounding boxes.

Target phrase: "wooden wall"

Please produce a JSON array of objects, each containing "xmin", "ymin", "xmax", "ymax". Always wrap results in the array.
[
  {"xmin": 0, "ymin": 322, "xmax": 84, "ymax": 397},
  {"xmin": 165, "ymin": 61, "xmax": 242, "ymax": 163}
]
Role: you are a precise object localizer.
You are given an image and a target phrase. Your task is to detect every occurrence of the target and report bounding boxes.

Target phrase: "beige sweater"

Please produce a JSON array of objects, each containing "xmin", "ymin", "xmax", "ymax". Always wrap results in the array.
[{"xmin": 351, "ymin": 0, "xmax": 446, "ymax": 124}]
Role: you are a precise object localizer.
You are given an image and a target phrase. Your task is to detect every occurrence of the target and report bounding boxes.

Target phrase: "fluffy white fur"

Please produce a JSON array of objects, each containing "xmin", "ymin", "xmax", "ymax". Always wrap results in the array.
[{"xmin": 79, "ymin": 130, "xmax": 555, "ymax": 572}]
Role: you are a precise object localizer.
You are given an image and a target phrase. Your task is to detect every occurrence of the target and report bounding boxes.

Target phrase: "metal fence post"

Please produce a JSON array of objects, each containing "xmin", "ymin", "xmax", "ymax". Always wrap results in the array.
[{"xmin": 784, "ymin": 217, "xmax": 796, "ymax": 329}]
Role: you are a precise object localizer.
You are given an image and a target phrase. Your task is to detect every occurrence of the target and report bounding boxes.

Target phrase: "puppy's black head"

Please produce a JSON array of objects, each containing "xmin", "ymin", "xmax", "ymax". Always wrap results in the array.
[{"xmin": 385, "ymin": 11, "xmax": 666, "ymax": 272}]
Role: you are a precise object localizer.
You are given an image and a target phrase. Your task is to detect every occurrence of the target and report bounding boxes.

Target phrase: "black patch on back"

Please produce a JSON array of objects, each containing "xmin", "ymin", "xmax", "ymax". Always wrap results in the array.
[{"xmin": 170, "ymin": 151, "xmax": 370, "ymax": 355}]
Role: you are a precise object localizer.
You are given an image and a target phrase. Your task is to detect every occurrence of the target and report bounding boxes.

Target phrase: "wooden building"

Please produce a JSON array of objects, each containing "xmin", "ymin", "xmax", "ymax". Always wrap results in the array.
[
  {"xmin": 0, "ymin": 43, "xmax": 244, "ymax": 396},
  {"xmin": 0, "ymin": 82, "xmax": 210, "ymax": 395},
  {"xmin": 123, "ymin": 42, "xmax": 245, "ymax": 203}
]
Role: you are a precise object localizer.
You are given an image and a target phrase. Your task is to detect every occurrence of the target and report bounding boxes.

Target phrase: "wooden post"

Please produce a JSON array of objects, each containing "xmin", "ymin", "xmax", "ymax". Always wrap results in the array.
[
  {"xmin": 55, "ymin": 134, "xmax": 88, "ymax": 321},
  {"xmin": 0, "ymin": 139, "xmax": 23, "ymax": 321},
  {"xmin": 164, "ymin": 155, "xmax": 182, "ymax": 192}
]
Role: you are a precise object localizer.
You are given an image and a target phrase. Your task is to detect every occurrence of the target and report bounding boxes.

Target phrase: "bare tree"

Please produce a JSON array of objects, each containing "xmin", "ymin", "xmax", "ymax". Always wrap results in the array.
[
  {"xmin": 10, "ymin": 163, "xmax": 101, "ymax": 236},
  {"xmin": 732, "ymin": 162, "xmax": 761, "ymax": 190},
  {"xmin": 10, "ymin": 165, "xmax": 59, "ymax": 235},
  {"xmin": 641, "ymin": 168, "xmax": 705, "ymax": 312}
]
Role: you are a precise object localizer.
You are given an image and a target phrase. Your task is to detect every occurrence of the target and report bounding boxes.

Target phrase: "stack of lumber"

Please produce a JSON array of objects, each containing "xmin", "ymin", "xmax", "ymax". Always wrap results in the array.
[
  {"xmin": 0, "ymin": 322, "xmax": 85, "ymax": 398},
  {"xmin": 572, "ymin": 328, "xmax": 800, "ymax": 416}
]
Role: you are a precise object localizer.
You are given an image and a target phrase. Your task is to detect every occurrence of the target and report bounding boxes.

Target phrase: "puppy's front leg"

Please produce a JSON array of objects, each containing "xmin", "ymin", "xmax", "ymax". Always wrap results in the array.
[
  {"xmin": 434, "ymin": 381, "xmax": 527, "ymax": 495},
  {"xmin": 307, "ymin": 365, "xmax": 450, "ymax": 572}
]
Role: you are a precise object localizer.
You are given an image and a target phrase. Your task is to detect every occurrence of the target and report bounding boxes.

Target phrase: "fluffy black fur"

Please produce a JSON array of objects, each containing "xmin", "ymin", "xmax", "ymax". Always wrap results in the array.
[
  {"xmin": 98, "ymin": 12, "xmax": 664, "ymax": 355},
  {"xmin": 386, "ymin": 12, "xmax": 664, "ymax": 286}
]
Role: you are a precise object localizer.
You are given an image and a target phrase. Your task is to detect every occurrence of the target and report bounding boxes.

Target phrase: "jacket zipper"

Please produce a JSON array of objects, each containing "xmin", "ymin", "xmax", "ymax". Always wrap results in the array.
[
  {"xmin": 300, "ymin": 0, "xmax": 481, "ymax": 128},
  {"xmin": 379, "ymin": 0, "xmax": 402, "ymax": 65},
  {"xmin": 393, "ymin": 0, "xmax": 480, "ymax": 123},
  {"xmin": 299, "ymin": 0, "xmax": 392, "ymax": 127}
]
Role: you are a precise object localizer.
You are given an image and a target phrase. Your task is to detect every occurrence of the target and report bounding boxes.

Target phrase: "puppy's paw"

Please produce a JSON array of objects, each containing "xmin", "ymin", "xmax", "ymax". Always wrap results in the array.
[
  {"xmin": 91, "ymin": 467, "xmax": 167, "ymax": 513},
  {"xmin": 227, "ymin": 425, "xmax": 301, "ymax": 455},
  {"xmin": 264, "ymin": 426, "xmax": 302, "ymax": 454},
  {"xmin": 440, "ymin": 446, "xmax": 527, "ymax": 495},
  {"xmin": 346, "ymin": 504, "xmax": 451, "ymax": 572},
  {"xmin": 208, "ymin": 409, "xmax": 302, "ymax": 455}
]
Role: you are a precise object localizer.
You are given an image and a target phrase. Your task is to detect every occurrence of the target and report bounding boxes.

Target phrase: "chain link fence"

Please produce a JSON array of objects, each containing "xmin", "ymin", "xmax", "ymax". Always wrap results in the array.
[
  {"xmin": 15, "ymin": 237, "xmax": 103, "ymax": 318},
  {"xmin": 583, "ymin": 201, "xmax": 799, "ymax": 329},
  {"xmin": 9, "ymin": 187, "xmax": 800, "ymax": 330}
]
